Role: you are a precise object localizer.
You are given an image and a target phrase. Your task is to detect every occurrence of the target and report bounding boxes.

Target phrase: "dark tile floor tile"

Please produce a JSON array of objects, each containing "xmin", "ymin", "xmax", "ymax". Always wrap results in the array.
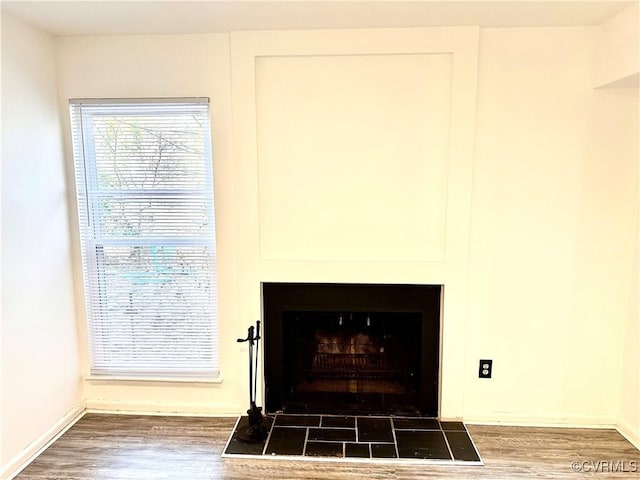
[
  {"xmin": 371, "ymin": 443, "xmax": 397, "ymax": 458},
  {"xmin": 445, "ymin": 431, "xmax": 481, "ymax": 462},
  {"xmin": 396, "ymin": 430, "xmax": 451, "ymax": 460},
  {"xmin": 392, "ymin": 417, "xmax": 440, "ymax": 430},
  {"xmin": 224, "ymin": 416, "xmax": 273, "ymax": 455},
  {"xmin": 440, "ymin": 421, "xmax": 466, "ymax": 431},
  {"xmin": 321, "ymin": 416, "xmax": 356, "ymax": 429},
  {"xmin": 308, "ymin": 428, "xmax": 356, "ymax": 442},
  {"xmin": 274, "ymin": 415, "xmax": 321, "ymax": 427},
  {"xmin": 357, "ymin": 417, "xmax": 394, "ymax": 443},
  {"xmin": 264, "ymin": 427, "xmax": 307, "ymax": 456},
  {"xmin": 345, "ymin": 442, "xmax": 370, "ymax": 458},
  {"xmin": 305, "ymin": 441, "xmax": 344, "ymax": 457}
]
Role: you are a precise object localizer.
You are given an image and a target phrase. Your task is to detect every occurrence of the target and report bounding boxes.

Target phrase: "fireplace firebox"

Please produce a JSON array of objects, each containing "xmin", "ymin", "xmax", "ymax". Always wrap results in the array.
[{"xmin": 263, "ymin": 283, "xmax": 441, "ymax": 416}]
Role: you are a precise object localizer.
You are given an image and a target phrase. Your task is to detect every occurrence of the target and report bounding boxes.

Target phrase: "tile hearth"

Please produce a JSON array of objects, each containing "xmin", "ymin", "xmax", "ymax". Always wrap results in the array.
[{"xmin": 222, "ymin": 414, "xmax": 482, "ymax": 465}]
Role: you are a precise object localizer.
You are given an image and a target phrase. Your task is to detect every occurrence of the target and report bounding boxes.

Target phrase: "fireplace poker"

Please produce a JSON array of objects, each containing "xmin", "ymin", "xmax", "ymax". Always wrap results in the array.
[{"xmin": 253, "ymin": 321, "xmax": 260, "ymax": 407}]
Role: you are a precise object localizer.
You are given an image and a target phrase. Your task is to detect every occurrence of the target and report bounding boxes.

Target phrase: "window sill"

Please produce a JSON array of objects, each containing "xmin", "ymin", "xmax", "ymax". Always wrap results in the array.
[{"xmin": 84, "ymin": 375, "xmax": 223, "ymax": 384}]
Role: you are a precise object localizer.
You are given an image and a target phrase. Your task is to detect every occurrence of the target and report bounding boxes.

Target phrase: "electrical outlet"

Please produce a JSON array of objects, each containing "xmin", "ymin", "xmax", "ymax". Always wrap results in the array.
[{"xmin": 479, "ymin": 359, "xmax": 492, "ymax": 378}]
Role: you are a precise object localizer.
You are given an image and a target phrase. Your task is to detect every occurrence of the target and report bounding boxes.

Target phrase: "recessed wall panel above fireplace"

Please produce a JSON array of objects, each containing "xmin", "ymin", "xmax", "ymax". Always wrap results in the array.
[
  {"xmin": 263, "ymin": 283, "xmax": 442, "ymax": 416},
  {"xmin": 255, "ymin": 53, "xmax": 452, "ymax": 263}
]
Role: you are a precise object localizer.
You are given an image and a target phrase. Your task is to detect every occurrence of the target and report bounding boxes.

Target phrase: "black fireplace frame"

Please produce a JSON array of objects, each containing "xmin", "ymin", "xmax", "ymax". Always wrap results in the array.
[{"xmin": 262, "ymin": 282, "xmax": 442, "ymax": 417}]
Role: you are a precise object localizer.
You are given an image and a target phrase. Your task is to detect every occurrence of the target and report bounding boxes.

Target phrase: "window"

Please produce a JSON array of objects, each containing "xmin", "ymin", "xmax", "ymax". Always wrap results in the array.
[{"xmin": 70, "ymin": 99, "xmax": 218, "ymax": 379}]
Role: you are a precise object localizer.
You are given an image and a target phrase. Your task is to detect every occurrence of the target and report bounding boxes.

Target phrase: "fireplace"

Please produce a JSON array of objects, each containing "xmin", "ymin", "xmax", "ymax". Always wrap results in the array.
[{"xmin": 263, "ymin": 283, "xmax": 441, "ymax": 416}]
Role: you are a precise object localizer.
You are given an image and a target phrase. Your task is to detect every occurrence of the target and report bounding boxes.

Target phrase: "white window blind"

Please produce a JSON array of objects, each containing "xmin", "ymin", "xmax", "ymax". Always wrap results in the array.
[{"xmin": 70, "ymin": 99, "xmax": 219, "ymax": 378}]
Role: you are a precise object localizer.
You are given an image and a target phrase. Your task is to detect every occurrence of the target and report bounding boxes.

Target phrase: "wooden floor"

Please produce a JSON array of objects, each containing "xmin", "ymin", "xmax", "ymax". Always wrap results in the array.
[{"xmin": 15, "ymin": 414, "xmax": 640, "ymax": 479}]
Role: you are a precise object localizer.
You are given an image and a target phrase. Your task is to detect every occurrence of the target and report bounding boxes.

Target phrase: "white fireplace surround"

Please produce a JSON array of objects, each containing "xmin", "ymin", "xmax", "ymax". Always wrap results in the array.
[{"xmin": 230, "ymin": 28, "xmax": 479, "ymax": 420}]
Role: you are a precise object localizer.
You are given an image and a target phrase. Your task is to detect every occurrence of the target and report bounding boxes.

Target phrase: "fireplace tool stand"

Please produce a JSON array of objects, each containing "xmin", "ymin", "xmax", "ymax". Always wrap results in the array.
[{"xmin": 236, "ymin": 320, "xmax": 267, "ymax": 442}]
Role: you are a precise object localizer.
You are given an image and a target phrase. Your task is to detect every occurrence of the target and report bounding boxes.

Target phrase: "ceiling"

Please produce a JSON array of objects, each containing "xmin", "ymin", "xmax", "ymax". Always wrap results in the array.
[{"xmin": 1, "ymin": 0, "xmax": 635, "ymax": 36}]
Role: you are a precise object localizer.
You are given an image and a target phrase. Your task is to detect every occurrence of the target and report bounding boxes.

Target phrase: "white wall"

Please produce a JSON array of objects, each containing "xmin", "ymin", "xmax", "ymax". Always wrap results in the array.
[
  {"xmin": 618, "ymin": 86, "xmax": 640, "ymax": 446},
  {"xmin": 1, "ymin": 11, "xmax": 82, "ymax": 476},
  {"xmin": 595, "ymin": 2, "xmax": 639, "ymax": 88},
  {"xmin": 54, "ymin": 25, "xmax": 638, "ymax": 428},
  {"xmin": 619, "ymin": 210, "xmax": 639, "ymax": 447},
  {"xmin": 466, "ymin": 27, "xmax": 638, "ymax": 426}
]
